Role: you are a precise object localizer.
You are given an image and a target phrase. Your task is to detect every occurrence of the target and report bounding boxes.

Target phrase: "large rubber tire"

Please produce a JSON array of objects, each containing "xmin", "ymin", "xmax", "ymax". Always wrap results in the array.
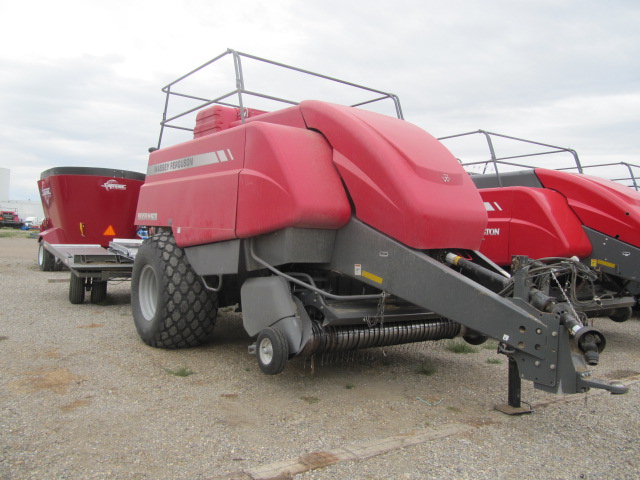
[
  {"xmin": 90, "ymin": 280, "xmax": 108, "ymax": 304},
  {"xmin": 69, "ymin": 273, "xmax": 86, "ymax": 304},
  {"xmin": 131, "ymin": 232, "xmax": 218, "ymax": 348},
  {"xmin": 38, "ymin": 242, "xmax": 55, "ymax": 271},
  {"xmin": 609, "ymin": 306, "xmax": 632, "ymax": 323},
  {"xmin": 256, "ymin": 327, "xmax": 289, "ymax": 375}
]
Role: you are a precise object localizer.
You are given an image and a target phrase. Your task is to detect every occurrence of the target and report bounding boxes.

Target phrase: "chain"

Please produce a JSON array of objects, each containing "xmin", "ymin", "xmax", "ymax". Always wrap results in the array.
[
  {"xmin": 363, "ymin": 291, "xmax": 387, "ymax": 327},
  {"xmin": 550, "ymin": 270, "xmax": 582, "ymax": 325}
]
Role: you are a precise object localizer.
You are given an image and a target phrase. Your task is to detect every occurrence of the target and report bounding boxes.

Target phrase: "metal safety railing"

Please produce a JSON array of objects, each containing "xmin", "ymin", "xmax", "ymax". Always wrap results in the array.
[
  {"xmin": 156, "ymin": 49, "xmax": 403, "ymax": 149},
  {"xmin": 557, "ymin": 162, "xmax": 640, "ymax": 190},
  {"xmin": 439, "ymin": 129, "xmax": 640, "ymax": 190}
]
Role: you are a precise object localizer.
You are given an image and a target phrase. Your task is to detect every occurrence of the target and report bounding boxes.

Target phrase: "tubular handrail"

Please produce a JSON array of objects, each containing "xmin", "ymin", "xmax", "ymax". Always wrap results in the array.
[
  {"xmin": 156, "ymin": 49, "xmax": 403, "ymax": 149},
  {"xmin": 440, "ymin": 130, "xmax": 640, "ymax": 190}
]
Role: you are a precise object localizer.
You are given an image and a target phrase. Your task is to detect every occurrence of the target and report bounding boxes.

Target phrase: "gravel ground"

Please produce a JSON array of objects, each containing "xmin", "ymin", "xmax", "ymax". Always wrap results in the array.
[{"xmin": 1, "ymin": 234, "xmax": 639, "ymax": 480}]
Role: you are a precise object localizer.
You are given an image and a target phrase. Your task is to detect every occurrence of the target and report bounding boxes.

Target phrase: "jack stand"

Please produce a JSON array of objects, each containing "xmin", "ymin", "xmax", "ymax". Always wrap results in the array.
[{"xmin": 495, "ymin": 356, "xmax": 533, "ymax": 415}]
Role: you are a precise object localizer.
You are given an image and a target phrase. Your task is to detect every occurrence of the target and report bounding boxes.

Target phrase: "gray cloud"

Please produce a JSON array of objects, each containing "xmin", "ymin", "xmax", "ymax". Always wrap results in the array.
[{"xmin": 0, "ymin": 56, "xmax": 159, "ymax": 198}]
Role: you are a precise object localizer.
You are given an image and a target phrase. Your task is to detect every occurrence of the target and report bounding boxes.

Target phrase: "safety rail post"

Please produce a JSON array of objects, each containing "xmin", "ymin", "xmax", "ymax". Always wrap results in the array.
[
  {"xmin": 156, "ymin": 85, "xmax": 171, "ymax": 150},
  {"xmin": 568, "ymin": 148, "xmax": 583, "ymax": 174},
  {"xmin": 391, "ymin": 94, "xmax": 404, "ymax": 120},
  {"xmin": 480, "ymin": 130, "xmax": 502, "ymax": 186},
  {"xmin": 230, "ymin": 49, "xmax": 246, "ymax": 123},
  {"xmin": 624, "ymin": 162, "xmax": 639, "ymax": 190}
]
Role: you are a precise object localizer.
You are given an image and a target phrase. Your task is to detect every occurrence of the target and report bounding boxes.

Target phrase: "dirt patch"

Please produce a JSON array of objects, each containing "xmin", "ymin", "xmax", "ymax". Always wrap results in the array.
[
  {"xmin": 9, "ymin": 368, "xmax": 84, "ymax": 395},
  {"xmin": 299, "ymin": 451, "xmax": 341, "ymax": 469},
  {"xmin": 60, "ymin": 398, "xmax": 93, "ymax": 412}
]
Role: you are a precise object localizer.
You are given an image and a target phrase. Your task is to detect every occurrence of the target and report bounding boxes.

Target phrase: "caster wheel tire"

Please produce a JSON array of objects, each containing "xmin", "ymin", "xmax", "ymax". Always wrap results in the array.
[{"xmin": 256, "ymin": 327, "xmax": 289, "ymax": 375}]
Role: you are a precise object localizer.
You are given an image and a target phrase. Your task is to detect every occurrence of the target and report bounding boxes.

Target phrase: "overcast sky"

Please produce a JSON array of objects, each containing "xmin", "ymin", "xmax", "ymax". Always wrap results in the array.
[{"xmin": 1, "ymin": 0, "xmax": 638, "ymax": 201}]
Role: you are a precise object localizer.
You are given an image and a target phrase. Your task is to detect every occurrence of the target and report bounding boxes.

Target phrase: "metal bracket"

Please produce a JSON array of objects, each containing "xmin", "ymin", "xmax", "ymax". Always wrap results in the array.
[{"xmin": 202, "ymin": 275, "xmax": 223, "ymax": 293}]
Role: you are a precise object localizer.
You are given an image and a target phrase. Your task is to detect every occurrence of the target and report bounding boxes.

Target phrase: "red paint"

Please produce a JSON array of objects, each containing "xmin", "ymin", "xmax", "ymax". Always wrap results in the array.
[
  {"xmin": 479, "ymin": 187, "xmax": 592, "ymax": 266},
  {"xmin": 236, "ymin": 122, "xmax": 351, "ymax": 237},
  {"xmin": 536, "ymin": 169, "xmax": 640, "ymax": 247},
  {"xmin": 299, "ymin": 101, "xmax": 487, "ymax": 249}
]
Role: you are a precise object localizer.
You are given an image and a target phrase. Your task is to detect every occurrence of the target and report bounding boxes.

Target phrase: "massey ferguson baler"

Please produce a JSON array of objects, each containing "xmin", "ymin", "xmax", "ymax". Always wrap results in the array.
[
  {"xmin": 440, "ymin": 131, "xmax": 640, "ymax": 323},
  {"xmin": 127, "ymin": 50, "xmax": 627, "ymax": 407},
  {"xmin": 473, "ymin": 169, "xmax": 640, "ymax": 322}
]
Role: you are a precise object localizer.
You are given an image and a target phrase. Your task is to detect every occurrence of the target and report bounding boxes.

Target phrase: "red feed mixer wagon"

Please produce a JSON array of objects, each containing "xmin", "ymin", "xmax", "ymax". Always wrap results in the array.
[
  {"xmin": 37, "ymin": 51, "xmax": 629, "ymax": 411},
  {"xmin": 37, "ymin": 167, "xmax": 145, "ymax": 302}
]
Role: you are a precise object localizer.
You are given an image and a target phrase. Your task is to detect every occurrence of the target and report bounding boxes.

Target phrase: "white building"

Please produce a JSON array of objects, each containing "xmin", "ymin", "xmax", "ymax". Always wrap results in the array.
[
  {"xmin": 0, "ymin": 168, "xmax": 44, "ymax": 222},
  {"xmin": 0, "ymin": 168, "xmax": 9, "ymax": 202}
]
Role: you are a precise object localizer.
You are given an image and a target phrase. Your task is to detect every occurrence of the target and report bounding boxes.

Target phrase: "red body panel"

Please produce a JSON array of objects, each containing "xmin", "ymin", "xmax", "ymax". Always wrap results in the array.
[
  {"xmin": 37, "ymin": 169, "xmax": 144, "ymax": 247},
  {"xmin": 138, "ymin": 117, "xmax": 350, "ymax": 247},
  {"xmin": 479, "ymin": 187, "xmax": 592, "ymax": 266},
  {"xmin": 136, "ymin": 128, "xmax": 246, "ymax": 246},
  {"xmin": 137, "ymin": 101, "xmax": 488, "ymax": 250},
  {"xmin": 536, "ymin": 169, "xmax": 640, "ymax": 248},
  {"xmin": 236, "ymin": 122, "xmax": 351, "ymax": 237},
  {"xmin": 298, "ymin": 101, "xmax": 487, "ymax": 249}
]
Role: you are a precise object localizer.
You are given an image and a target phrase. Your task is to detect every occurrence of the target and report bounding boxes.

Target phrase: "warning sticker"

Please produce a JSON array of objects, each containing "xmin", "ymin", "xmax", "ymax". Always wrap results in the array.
[
  {"xmin": 362, "ymin": 270, "xmax": 383, "ymax": 285},
  {"xmin": 355, "ymin": 264, "xmax": 362, "ymax": 276},
  {"xmin": 591, "ymin": 259, "xmax": 616, "ymax": 269}
]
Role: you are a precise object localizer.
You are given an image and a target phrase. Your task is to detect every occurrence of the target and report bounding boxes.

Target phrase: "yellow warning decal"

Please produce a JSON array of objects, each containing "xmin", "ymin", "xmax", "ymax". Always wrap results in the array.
[
  {"xmin": 103, "ymin": 225, "xmax": 116, "ymax": 236},
  {"xmin": 591, "ymin": 259, "xmax": 616, "ymax": 269},
  {"xmin": 361, "ymin": 270, "xmax": 383, "ymax": 285}
]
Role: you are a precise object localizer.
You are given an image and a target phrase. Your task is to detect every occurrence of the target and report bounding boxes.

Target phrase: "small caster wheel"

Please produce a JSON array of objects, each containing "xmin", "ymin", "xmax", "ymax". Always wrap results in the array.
[{"xmin": 256, "ymin": 327, "xmax": 289, "ymax": 375}]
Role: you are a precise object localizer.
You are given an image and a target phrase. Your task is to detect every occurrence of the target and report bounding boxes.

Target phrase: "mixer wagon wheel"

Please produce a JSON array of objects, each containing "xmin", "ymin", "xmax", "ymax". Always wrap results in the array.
[
  {"xmin": 131, "ymin": 232, "xmax": 218, "ymax": 348},
  {"xmin": 69, "ymin": 273, "xmax": 86, "ymax": 304},
  {"xmin": 256, "ymin": 327, "xmax": 289, "ymax": 375},
  {"xmin": 90, "ymin": 280, "xmax": 108, "ymax": 304},
  {"xmin": 609, "ymin": 306, "xmax": 632, "ymax": 323},
  {"xmin": 38, "ymin": 242, "xmax": 55, "ymax": 271}
]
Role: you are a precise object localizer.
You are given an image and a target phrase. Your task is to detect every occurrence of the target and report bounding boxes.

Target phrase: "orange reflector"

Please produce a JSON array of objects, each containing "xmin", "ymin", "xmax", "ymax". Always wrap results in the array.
[{"xmin": 103, "ymin": 225, "xmax": 116, "ymax": 236}]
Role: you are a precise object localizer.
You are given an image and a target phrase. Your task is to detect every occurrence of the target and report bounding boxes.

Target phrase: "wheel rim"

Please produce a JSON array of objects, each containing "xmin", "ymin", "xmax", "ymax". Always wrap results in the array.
[
  {"xmin": 139, "ymin": 264, "xmax": 158, "ymax": 321},
  {"xmin": 38, "ymin": 244, "xmax": 44, "ymax": 266},
  {"xmin": 258, "ymin": 337, "xmax": 274, "ymax": 365}
]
